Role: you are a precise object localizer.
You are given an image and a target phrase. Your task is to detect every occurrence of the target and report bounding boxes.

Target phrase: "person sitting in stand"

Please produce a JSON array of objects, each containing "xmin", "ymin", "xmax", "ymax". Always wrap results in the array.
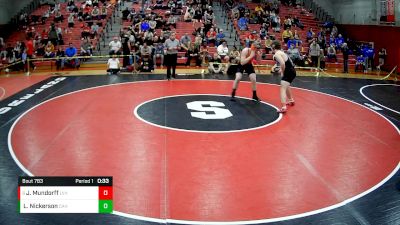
[
  {"xmin": 55, "ymin": 46, "xmax": 65, "ymax": 70},
  {"xmin": 68, "ymin": 13, "xmax": 75, "ymax": 27},
  {"xmin": 246, "ymin": 30, "xmax": 257, "ymax": 47},
  {"xmin": 80, "ymin": 38, "xmax": 93, "ymax": 58},
  {"xmin": 355, "ymin": 54, "xmax": 366, "ymax": 73},
  {"xmin": 109, "ymin": 37, "xmax": 122, "ymax": 55},
  {"xmin": 139, "ymin": 42, "xmax": 153, "ymax": 72},
  {"xmin": 206, "ymin": 28, "xmax": 217, "ymax": 46},
  {"xmin": 90, "ymin": 23, "xmax": 99, "ymax": 38},
  {"xmin": 327, "ymin": 44, "xmax": 337, "ymax": 62},
  {"xmin": 81, "ymin": 23, "xmax": 91, "ymax": 38},
  {"xmin": 306, "ymin": 28, "xmax": 315, "ymax": 42},
  {"xmin": 65, "ymin": 42, "xmax": 80, "ymax": 68},
  {"xmin": 122, "ymin": 7, "xmax": 130, "ymax": 20},
  {"xmin": 153, "ymin": 42, "xmax": 164, "ymax": 68},
  {"xmin": 44, "ymin": 41, "xmax": 55, "ymax": 58},
  {"xmin": 54, "ymin": 10, "xmax": 64, "ymax": 23},
  {"xmin": 217, "ymin": 41, "xmax": 229, "ymax": 63},
  {"xmin": 186, "ymin": 42, "xmax": 201, "ymax": 67},
  {"xmin": 100, "ymin": 5, "xmax": 107, "ymax": 19},
  {"xmin": 335, "ymin": 34, "xmax": 344, "ymax": 51},
  {"xmin": 165, "ymin": 15, "xmax": 177, "ymax": 29},
  {"xmin": 91, "ymin": 6, "xmax": 100, "ymax": 20},
  {"xmin": 216, "ymin": 29, "xmax": 225, "ymax": 46}
]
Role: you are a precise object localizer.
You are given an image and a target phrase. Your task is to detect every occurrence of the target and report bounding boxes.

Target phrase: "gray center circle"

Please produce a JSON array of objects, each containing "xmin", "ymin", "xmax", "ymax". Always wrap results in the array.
[{"xmin": 134, "ymin": 94, "xmax": 282, "ymax": 133}]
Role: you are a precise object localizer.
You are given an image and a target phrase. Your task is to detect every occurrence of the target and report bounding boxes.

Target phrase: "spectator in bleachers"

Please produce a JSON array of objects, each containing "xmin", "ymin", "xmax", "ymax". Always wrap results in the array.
[
  {"xmin": 65, "ymin": 42, "xmax": 79, "ymax": 68},
  {"xmin": 238, "ymin": 17, "xmax": 248, "ymax": 31},
  {"xmin": 100, "ymin": 5, "xmax": 107, "ymax": 19},
  {"xmin": 153, "ymin": 43, "xmax": 164, "ymax": 68},
  {"xmin": 83, "ymin": 5, "xmax": 92, "ymax": 21},
  {"xmin": 166, "ymin": 15, "xmax": 177, "ymax": 29},
  {"xmin": 36, "ymin": 41, "xmax": 46, "ymax": 56},
  {"xmin": 93, "ymin": 0, "xmax": 99, "ymax": 7},
  {"xmin": 153, "ymin": 0, "xmax": 164, "ymax": 9},
  {"xmin": 68, "ymin": 14, "xmax": 75, "ymax": 28},
  {"xmin": 194, "ymin": 24, "xmax": 206, "ymax": 39},
  {"xmin": 293, "ymin": 30, "xmax": 302, "ymax": 46},
  {"xmin": 81, "ymin": 38, "xmax": 93, "ymax": 57},
  {"xmin": 331, "ymin": 25, "xmax": 338, "ymax": 38},
  {"xmin": 194, "ymin": 34, "xmax": 203, "ymax": 49},
  {"xmin": 91, "ymin": 23, "xmax": 100, "ymax": 38},
  {"xmin": 193, "ymin": 5, "xmax": 203, "ymax": 22},
  {"xmin": 81, "ymin": 23, "xmax": 91, "ymax": 38},
  {"xmin": 213, "ymin": 29, "xmax": 224, "ymax": 46},
  {"xmin": 287, "ymin": 43, "xmax": 303, "ymax": 66},
  {"xmin": 91, "ymin": 6, "xmax": 100, "ymax": 20},
  {"xmin": 282, "ymin": 28, "xmax": 293, "ymax": 44},
  {"xmin": 122, "ymin": 7, "xmax": 130, "ymax": 20},
  {"xmin": 217, "ymin": 41, "xmax": 229, "ymax": 63},
  {"xmin": 184, "ymin": 7, "xmax": 194, "ymax": 22},
  {"xmin": 44, "ymin": 41, "xmax": 55, "ymax": 58},
  {"xmin": 181, "ymin": 39, "xmax": 190, "ymax": 55},
  {"xmin": 317, "ymin": 32, "xmax": 326, "ymax": 49},
  {"xmin": 327, "ymin": 44, "xmax": 337, "ymax": 62},
  {"xmin": 377, "ymin": 48, "xmax": 387, "ymax": 71},
  {"xmin": 180, "ymin": 33, "xmax": 192, "ymax": 47},
  {"xmin": 309, "ymin": 39, "xmax": 320, "ymax": 68},
  {"xmin": 229, "ymin": 46, "xmax": 240, "ymax": 64},
  {"xmin": 140, "ymin": 42, "xmax": 153, "ymax": 72},
  {"xmin": 149, "ymin": 18, "xmax": 157, "ymax": 32},
  {"xmin": 48, "ymin": 24, "xmax": 58, "ymax": 46},
  {"xmin": 259, "ymin": 25, "xmax": 267, "ymax": 40},
  {"xmin": 109, "ymin": 37, "xmax": 122, "ymax": 55},
  {"xmin": 306, "ymin": 28, "xmax": 314, "ymax": 42},
  {"xmin": 67, "ymin": 0, "xmax": 76, "ymax": 12},
  {"xmin": 355, "ymin": 54, "xmax": 366, "ymax": 73},
  {"xmin": 206, "ymin": 28, "xmax": 217, "ymax": 46},
  {"xmin": 246, "ymin": 30, "xmax": 257, "ymax": 47},
  {"xmin": 335, "ymin": 34, "xmax": 344, "ymax": 50},
  {"xmin": 186, "ymin": 42, "xmax": 201, "ymax": 67},
  {"xmin": 85, "ymin": 0, "xmax": 93, "ymax": 7},
  {"xmin": 54, "ymin": 10, "xmax": 64, "ymax": 23},
  {"xmin": 264, "ymin": 36, "xmax": 273, "ymax": 54},
  {"xmin": 283, "ymin": 16, "xmax": 292, "ymax": 30},
  {"xmin": 293, "ymin": 16, "xmax": 304, "ymax": 30}
]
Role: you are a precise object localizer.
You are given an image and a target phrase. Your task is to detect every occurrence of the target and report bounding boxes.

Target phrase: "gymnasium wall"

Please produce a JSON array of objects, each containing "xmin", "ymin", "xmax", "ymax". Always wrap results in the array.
[
  {"xmin": 315, "ymin": 0, "xmax": 400, "ymax": 26},
  {"xmin": 0, "ymin": 0, "xmax": 33, "ymax": 25},
  {"xmin": 339, "ymin": 24, "xmax": 400, "ymax": 72}
]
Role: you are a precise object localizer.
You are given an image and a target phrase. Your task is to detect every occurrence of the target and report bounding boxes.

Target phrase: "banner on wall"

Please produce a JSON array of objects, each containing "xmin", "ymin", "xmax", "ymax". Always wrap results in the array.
[
  {"xmin": 386, "ymin": 0, "xmax": 395, "ymax": 22},
  {"xmin": 380, "ymin": 0, "xmax": 396, "ymax": 23}
]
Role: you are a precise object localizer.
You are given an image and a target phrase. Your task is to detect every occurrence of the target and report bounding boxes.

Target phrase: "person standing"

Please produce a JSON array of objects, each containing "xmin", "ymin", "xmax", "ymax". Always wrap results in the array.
[
  {"xmin": 230, "ymin": 44, "xmax": 260, "ymax": 102},
  {"xmin": 309, "ymin": 39, "xmax": 320, "ymax": 68},
  {"xmin": 342, "ymin": 43, "xmax": 349, "ymax": 73},
  {"xmin": 25, "ymin": 37, "xmax": 36, "ymax": 72},
  {"xmin": 164, "ymin": 33, "xmax": 180, "ymax": 80},
  {"xmin": 272, "ymin": 41, "xmax": 296, "ymax": 113}
]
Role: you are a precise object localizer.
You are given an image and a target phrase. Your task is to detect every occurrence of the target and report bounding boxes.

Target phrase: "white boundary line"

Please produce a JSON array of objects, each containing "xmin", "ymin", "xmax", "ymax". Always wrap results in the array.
[
  {"xmin": 7, "ymin": 79, "xmax": 400, "ymax": 224},
  {"xmin": 0, "ymin": 87, "xmax": 6, "ymax": 101},
  {"xmin": 133, "ymin": 94, "xmax": 282, "ymax": 133},
  {"xmin": 360, "ymin": 84, "xmax": 400, "ymax": 115}
]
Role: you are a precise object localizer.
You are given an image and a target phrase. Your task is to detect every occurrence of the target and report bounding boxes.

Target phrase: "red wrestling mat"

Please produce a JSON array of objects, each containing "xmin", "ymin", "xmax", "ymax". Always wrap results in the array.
[
  {"xmin": 0, "ymin": 75, "xmax": 50, "ymax": 101},
  {"xmin": 9, "ymin": 80, "xmax": 400, "ymax": 222}
]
